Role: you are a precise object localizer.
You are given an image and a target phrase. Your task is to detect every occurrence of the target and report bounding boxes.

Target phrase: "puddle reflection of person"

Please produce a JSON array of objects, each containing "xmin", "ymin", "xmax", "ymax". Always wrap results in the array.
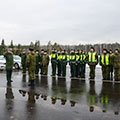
[
  {"xmin": 22, "ymin": 75, "xmax": 27, "ymax": 87},
  {"xmin": 19, "ymin": 88, "xmax": 40, "ymax": 104},
  {"xmin": 87, "ymin": 81, "xmax": 98, "ymax": 112},
  {"xmin": 5, "ymin": 82, "xmax": 14, "ymax": 111},
  {"xmin": 99, "ymin": 82, "xmax": 113, "ymax": 113},
  {"xmin": 19, "ymin": 88, "xmax": 40, "ymax": 119}
]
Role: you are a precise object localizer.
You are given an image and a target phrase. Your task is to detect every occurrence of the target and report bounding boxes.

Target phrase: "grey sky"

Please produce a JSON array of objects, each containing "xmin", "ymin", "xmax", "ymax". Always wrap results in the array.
[{"xmin": 0, "ymin": 0, "xmax": 120, "ymax": 45}]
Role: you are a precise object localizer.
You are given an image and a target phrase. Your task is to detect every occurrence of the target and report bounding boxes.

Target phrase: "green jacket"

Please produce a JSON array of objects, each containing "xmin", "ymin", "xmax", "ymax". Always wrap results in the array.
[
  {"xmin": 4, "ymin": 52, "xmax": 14, "ymax": 70},
  {"xmin": 35, "ymin": 53, "xmax": 40, "ymax": 65}
]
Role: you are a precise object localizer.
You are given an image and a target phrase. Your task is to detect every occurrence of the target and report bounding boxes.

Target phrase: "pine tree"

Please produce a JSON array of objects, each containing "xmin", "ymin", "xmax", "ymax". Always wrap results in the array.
[{"xmin": 0, "ymin": 38, "xmax": 6, "ymax": 55}]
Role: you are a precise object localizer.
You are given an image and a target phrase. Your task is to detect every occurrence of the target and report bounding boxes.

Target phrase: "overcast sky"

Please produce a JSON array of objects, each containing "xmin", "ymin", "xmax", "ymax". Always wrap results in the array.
[{"xmin": 0, "ymin": 0, "xmax": 120, "ymax": 45}]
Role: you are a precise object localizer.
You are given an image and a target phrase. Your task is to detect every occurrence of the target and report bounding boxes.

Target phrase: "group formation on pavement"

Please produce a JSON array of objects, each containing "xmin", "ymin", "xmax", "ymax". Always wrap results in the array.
[{"xmin": 3, "ymin": 47, "xmax": 120, "ymax": 86}]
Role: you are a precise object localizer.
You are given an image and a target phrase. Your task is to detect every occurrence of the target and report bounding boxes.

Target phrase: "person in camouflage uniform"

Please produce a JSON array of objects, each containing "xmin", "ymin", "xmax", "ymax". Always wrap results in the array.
[
  {"xmin": 35, "ymin": 50, "xmax": 40, "ymax": 76},
  {"xmin": 4, "ymin": 48, "xmax": 14, "ymax": 83},
  {"xmin": 27, "ymin": 48, "xmax": 36, "ymax": 86},
  {"xmin": 39, "ymin": 49, "xmax": 44, "ymax": 75},
  {"xmin": 69, "ymin": 50, "xmax": 76, "ymax": 78},
  {"xmin": 42, "ymin": 51, "xmax": 49, "ymax": 75},
  {"xmin": 87, "ymin": 47, "xmax": 98, "ymax": 79},
  {"xmin": 112, "ymin": 49, "xmax": 120, "ymax": 81},
  {"xmin": 21, "ymin": 50, "xmax": 27, "ymax": 74}
]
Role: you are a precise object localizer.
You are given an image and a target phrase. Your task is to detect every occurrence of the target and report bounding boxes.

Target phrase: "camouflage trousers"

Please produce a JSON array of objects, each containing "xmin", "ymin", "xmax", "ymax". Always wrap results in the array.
[
  {"xmin": 43, "ymin": 65, "xmax": 48, "ymax": 75},
  {"xmin": 28, "ymin": 69, "xmax": 36, "ymax": 81},
  {"xmin": 114, "ymin": 68, "xmax": 120, "ymax": 81},
  {"xmin": 102, "ymin": 66, "xmax": 110, "ymax": 80}
]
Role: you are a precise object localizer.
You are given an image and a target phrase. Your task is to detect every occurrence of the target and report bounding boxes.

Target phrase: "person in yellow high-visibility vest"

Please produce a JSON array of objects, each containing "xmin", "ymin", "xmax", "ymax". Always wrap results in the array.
[
  {"xmin": 61, "ymin": 50, "xmax": 67, "ymax": 77},
  {"xmin": 57, "ymin": 51, "xmax": 62, "ymax": 76},
  {"xmin": 100, "ymin": 48, "xmax": 110, "ymax": 80},
  {"xmin": 86, "ymin": 47, "xmax": 98, "ymax": 79},
  {"xmin": 99, "ymin": 82, "xmax": 111, "ymax": 113},
  {"xmin": 79, "ymin": 50, "xmax": 87, "ymax": 78},
  {"xmin": 87, "ymin": 81, "xmax": 97, "ymax": 112},
  {"xmin": 50, "ymin": 49, "xmax": 57, "ymax": 76},
  {"xmin": 75, "ymin": 50, "xmax": 80, "ymax": 77}
]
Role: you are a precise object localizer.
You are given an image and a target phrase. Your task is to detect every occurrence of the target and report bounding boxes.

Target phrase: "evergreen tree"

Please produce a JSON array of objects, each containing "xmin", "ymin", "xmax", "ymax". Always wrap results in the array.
[{"xmin": 0, "ymin": 38, "xmax": 6, "ymax": 55}]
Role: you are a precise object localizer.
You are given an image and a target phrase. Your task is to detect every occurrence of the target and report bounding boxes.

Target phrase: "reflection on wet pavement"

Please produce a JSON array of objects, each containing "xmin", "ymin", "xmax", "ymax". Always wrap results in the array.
[{"xmin": 0, "ymin": 69, "xmax": 120, "ymax": 119}]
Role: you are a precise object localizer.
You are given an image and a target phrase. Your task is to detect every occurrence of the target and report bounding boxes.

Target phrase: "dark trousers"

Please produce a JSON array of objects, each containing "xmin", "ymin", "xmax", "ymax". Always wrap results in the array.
[
  {"xmin": 79, "ymin": 64, "xmax": 86, "ymax": 78},
  {"xmin": 35, "ymin": 64, "xmax": 39, "ymax": 74},
  {"xmin": 109, "ymin": 65, "xmax": 113, "ymax": 80},
  {"xmin": 22, "ymin": 65, "xmax": 26, "ymax": 74},
  {"xmin": 76, "ymin": 63, "xmax": 79, "ymax": 77},
  {"xmin": 61, "ymin": 62, "xmax": 67, "ymax": 77},
  {"xmin": 52, "ymin": 62, "xmax": 57, "ymax": 76},
  {"xmin": 70, "ymin": 63, "xmax": 76, "ymax": 77},
  {"xmin": 89, "ymin": 65, "xmax": 96, "ymax": 79},
  {"xmin": 40, "ymin": 64, "xmax": 43, "ymax": 75},
  {"xmin": 6, "ymin": 70, "xmax": 12, "ymax": 81},
  {"xmin": 57, "ymin": 61, "xmax": 62, "ymax": 76}
]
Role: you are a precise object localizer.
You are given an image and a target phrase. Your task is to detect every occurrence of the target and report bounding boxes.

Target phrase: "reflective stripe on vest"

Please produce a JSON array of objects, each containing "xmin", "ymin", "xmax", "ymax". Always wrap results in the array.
[
  {"xmin": 62, "ymin": 55, "xmax": 66, "ymax": 60},
  {"xmin": 76, "ymin": 55, "xmax": 79, "ymax": 61},
  {"xmin": 80, "ymin": 54, "xmax": 86, "ymax": 61},
  {"xmin": 88, "ymin": 52, "xmax": 97, "ymax": 62},
  {"xmin": 67, "ymin": 55, "xmax": 70, "ymax": 61},
  {"xmin": 101, "ymin": 54, "xmax": 110, "ymax": 65},
  {"xmin": 101, "ymin": 96, "xmax": 108, "ymax": 104}
]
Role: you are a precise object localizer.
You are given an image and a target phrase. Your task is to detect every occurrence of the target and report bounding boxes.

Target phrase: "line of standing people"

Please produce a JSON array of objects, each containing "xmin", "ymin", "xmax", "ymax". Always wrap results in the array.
[
  {"xmin": 50, "ymin": 47, "xmax": 120, "ymax": 81},
  {"xmin": 3, "ymin": 47, "xmax": 120, "ymax": 86}
]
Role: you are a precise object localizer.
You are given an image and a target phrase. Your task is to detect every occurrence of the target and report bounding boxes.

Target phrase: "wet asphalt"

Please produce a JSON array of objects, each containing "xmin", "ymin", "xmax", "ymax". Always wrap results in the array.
[{"xmin": 0, "ymin": 66, "xmax": 120, "ymax": 120}]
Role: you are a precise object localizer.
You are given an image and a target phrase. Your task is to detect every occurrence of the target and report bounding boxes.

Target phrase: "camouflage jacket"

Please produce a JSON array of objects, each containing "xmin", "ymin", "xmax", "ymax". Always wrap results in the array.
[
  {"xmin": 112, "ymin": 53, "xmax": 120, "ymax": 68},
  {"xmin": 27, "ymin": 52, "xmax": 36, "ymax": 70}
]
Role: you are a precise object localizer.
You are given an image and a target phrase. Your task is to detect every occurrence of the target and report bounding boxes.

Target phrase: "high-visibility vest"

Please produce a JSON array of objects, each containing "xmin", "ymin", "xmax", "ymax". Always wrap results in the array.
[
  {"xmin": 88, "ymin": 52, "xmax": 97, "ymax": 62},
  {"xmin": 101, "ymin": 54, "xmax": 110, "ymax": 65},
  {"xmin": 67, "ymin": 55, "xmax": 70, "ymax": 61},
  {"xmin": 57, "ymin": 55, "xmax": 62, "ymax": 60},
  {"xmin": 69, "ymin": 55, "xmax": 76, "ymax": 61},
  {"xmin": 62, "ymin": 55, "xmax": 66, "ymax": 60},
  {"xmin": 79, "ymin": 54, "xmax": 86, "ymax": 61},
  {"xmin": 50, "ymin": 54, "xmax": 57, "ymax": 59}
]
